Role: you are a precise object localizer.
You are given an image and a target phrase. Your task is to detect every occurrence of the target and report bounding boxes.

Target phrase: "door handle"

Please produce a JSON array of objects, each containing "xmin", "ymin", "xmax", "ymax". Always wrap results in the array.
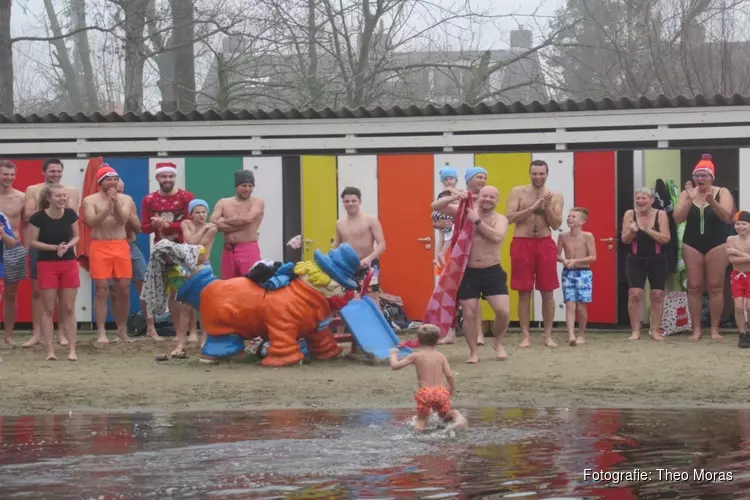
[
  {"xmin": 599, "ymin": 237, "xmax": 614, "ymax": 243},
  {"xmin": 416, "ymin": 237, "xmax": 431, "ymax": 243}
]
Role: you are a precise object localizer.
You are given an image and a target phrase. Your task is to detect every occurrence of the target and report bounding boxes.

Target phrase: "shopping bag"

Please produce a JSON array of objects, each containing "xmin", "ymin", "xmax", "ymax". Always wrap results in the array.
[{"xmin": 660, "ymin": 291, "xmax": 692, "ymax": 335}]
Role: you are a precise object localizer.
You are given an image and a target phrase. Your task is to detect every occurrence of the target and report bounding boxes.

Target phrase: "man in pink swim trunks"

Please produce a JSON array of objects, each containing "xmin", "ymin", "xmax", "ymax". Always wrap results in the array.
[{"xmin": 211, "ymin": 170, "xmax": 265, "ymax": 279}]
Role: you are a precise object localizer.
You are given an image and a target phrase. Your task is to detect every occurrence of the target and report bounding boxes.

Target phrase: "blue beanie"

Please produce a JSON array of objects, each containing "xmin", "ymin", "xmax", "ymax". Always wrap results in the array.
[
  {"xmin": 439, "ymin": 167, "xmax": 458, "ymax": 182},
  {"xmin": 465, "ymin": 166, "xmax": 488, "ymax": 183},
  {"xmin": 189, "ymin": 199, "xmax": 209, "ymax": 214}
]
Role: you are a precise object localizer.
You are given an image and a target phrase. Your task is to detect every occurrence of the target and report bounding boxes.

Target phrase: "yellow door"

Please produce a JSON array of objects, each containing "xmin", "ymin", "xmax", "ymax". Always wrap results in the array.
[
  {"xmin": 301, "ymin": 156, "xmax": 338, "ymax": 260},
  {"xmin": 474, "ymin": 153, "xmax": 532, "ymax": 322}
]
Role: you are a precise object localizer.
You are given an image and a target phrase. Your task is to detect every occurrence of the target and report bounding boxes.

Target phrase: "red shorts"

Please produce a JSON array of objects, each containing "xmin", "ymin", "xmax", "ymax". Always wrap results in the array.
[
  {"xmin": 37, "ymin": 260, "xmax": 80, "ymax": 290},
  {"xmin": 510, "ymin": 236, "xmax": 559, "ymax": 292},
  {"xmin": 731, "ymin": 270, "xmax": 750, "ymax": 299},
  {"xmin": 415, "ymin": 386, "xmax": 451, "ymax": 418}
]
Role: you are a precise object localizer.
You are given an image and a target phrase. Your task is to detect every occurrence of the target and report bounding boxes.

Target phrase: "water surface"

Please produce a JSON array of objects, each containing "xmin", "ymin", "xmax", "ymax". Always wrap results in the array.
[{"xmin": 1, "ymin": 407, "xmax": 749, "ymax": 498}]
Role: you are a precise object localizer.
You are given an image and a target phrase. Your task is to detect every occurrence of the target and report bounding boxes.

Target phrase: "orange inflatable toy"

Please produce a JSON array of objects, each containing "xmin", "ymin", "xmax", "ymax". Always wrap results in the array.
[{"xmin": 174, "ymin": 243, "xmax": 362, "ymax": 367}]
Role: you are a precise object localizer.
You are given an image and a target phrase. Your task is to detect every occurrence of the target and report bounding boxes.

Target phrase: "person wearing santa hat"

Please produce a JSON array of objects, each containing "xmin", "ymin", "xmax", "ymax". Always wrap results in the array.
[
  {"xmin": 141, "ymin": 162, "xmax": 195, "ymax": 356},
  {"xmin": 674, "ymin": 153, "xmax": 735, "ymax": 342},
  {"xmin": 82, "ymin": 164, "xmax": 139, "ymax": 345}
]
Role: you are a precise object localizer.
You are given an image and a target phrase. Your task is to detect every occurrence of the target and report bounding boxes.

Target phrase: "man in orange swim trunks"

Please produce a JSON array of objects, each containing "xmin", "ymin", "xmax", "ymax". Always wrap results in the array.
[{"xmin": 83, "ymin": 165, "xmax": 139, "ymax": 344}]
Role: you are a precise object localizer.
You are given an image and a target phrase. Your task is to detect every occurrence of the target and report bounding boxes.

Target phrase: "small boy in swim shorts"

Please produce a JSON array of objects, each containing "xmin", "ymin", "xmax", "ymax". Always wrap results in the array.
[
  {"xmin": 726, "ymin": 211, "xmax": 750, "ymax": 348},
  {"xmin": 557, "ymin": 208, "xmax": 596, "ymax": 346},
  {"xmin": 390, "ymin": 324, "xmax": 468, "ymax": 431}
]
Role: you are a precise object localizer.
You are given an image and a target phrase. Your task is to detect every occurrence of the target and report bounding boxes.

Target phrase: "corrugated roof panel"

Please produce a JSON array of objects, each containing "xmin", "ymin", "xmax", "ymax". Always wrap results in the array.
[{"xmin": 2, "ymin": 94, "xmax": 750, "ymax": 124}]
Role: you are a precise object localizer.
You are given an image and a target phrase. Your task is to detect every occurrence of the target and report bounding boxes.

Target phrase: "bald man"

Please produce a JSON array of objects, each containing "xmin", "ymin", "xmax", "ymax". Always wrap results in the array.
[{"xmin": 436, "ymin": 186, "xmax": 510, "ymax": 364}]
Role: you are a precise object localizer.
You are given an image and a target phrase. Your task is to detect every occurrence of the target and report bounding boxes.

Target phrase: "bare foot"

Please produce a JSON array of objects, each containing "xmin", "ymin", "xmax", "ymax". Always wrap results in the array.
[
  {"xmin": 96, "ymin": 334, "xmax": 110, "ymax": 345},
  {"xmin": 115, "ymin": 331, "xmax": 134, "ymax": 343},
  {"xmin": 688, "ymin": 331, "xmax": 702, "ymax": 341},
  {"xmin": 568, "ymin": 337, "xmax": 577, "ymax": 346},
  {"xmin": 466, "ymin": 355, "xmax": 479, "ymax": 364},
  {"xmin": 544, "ymin": 338, "xmax": 558, "ymax": 348},
  {"xmin": 22, "ymin": 337, "xmax": 40, "ymax": 348},
  {"xmin": 650, "ymin": 331, "xmax": 665, "ymax": 341},
  {"xmin": 46, "ymin": 353, "xmax": 58, "ymax": 361},
  {"xmin": 477, "ymin": 333, "xmax": 485, "ymax": 346},
  {"xmin": 518, "ymin": 338, "xmax": 531, "ymax": 348},
  {"xmin": 575, "ymin": 337, "xmax": 586, "ymax": 345},
  {"xmin": 494, "ymin": 342, "xmax": 508, "ymax": 360},
  {"xmin": 146, "ymin": 328, "xmax": 164, "ymax": 342},
  {"xmin": 711, "ymin": 331, "xmax": 725, "ymax": 341},
  {"xmin": 4, "ymin": 337, "xmax": 14, "ymax": 346},
  {"xmin": 438, "ymin": 333, "xmax": 456, "ymax": 345},
  {"xmin": 57, "ymin": 337, "xmax": 69, "ymax": 346},
  {"xmin": 68, "ymin": 352, "xmax": 78, "ymax": 361},
  {"xmin": 170, "ymin": 346, "xmax": 187, "ymax": 358},
  {"xmin": 187, "ymin": 332, "xmax": 200, "ymax": 343},
  {"xmin": 628, "ymin": 333, "xmax": 640, "ymax": 341}
]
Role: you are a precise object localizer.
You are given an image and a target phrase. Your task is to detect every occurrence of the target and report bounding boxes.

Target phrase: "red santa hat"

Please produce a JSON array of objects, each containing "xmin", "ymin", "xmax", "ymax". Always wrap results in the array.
[
  {"xmin": 96, "ymin": 164, "xmax": 118, "ymax": 184},
  {"xmin": 155, "ymin": 162, "xmax": 178, "ymax": 177}
]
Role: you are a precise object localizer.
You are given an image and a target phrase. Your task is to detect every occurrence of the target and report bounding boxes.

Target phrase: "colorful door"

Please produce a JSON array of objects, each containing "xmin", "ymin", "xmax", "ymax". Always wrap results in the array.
[
  {"xmin": 7, "ymin": 159, "xmax": 44, "ymax": 325},
  {"xmin": 378, "ymin": 154, "xmax": 434, "ymax": 320},
  {"xmin": 531, "ymin": 152, "xmax": 575, "ymax": 323},
  {"xmin": 574, "ymin": 151, "xmax": 618, "ymax": 323},
  {"xmin": 475, "ymin": 153, "xmax": 532, "ymax": 322},
  {"xmin": 337, "ymin": 155, "xmax": 378, "ymax": 218},
  {"xmin": 243, "ymin": 157, "xmax": 284, "ymax": 262},
  {"xmin": 301, "ymin": 156, "xmax": 337, "ymax": 260},
  {"xmin": 98, "ymin": 157, "xmax": 150, "ymax": 319},
  {"xmin": 60, "ymin": 159, "xmax": 92, "ymax": 323},
  {"xmin": 185, "ymin": 157, "xmax": 243, "ymax": 270}
]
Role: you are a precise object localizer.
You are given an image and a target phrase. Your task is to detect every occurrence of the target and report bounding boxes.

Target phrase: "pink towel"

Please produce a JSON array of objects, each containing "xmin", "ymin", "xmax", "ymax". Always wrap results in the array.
[{"xmin": 402, "ymin": 196, "xmax": 474, "ymax": 348}]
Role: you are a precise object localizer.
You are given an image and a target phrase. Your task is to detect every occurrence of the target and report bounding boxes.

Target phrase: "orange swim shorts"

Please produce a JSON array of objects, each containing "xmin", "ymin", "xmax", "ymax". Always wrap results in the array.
[
  {"xmin": 89, "ymin": 239, "xmax": 133, "ymax": 281},
  {"xmin": 415, "ymin": 386, "xmax": 451, "ymax": 418}
]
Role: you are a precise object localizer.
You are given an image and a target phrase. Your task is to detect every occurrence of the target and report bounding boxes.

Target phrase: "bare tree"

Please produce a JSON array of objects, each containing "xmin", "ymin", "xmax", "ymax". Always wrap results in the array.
[{"xmin": 0, "ymin": 0, "xmax": 11, "ymax": 115}]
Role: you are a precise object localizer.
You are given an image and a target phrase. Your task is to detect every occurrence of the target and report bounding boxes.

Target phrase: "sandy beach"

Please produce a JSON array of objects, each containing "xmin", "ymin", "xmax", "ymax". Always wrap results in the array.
[{"xmin": 1, "ymin": 329, "xmax": 749, "ymax": 416}]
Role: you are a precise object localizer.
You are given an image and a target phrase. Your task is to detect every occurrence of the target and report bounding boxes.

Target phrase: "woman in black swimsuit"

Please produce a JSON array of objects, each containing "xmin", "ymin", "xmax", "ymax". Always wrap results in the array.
[
  {"xmin": 673, "ymin": 154, "xmax": 735, "ymax": 341},
  {"xmin": 622, "ymin": 187, "xmax": 671, "ymax": 341}
]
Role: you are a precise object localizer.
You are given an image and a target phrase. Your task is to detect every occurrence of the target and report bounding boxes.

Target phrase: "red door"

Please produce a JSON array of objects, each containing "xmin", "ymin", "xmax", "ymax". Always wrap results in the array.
[
  {"xmin": 377, "ymin": 154, "xmax": 435, "ymax": 320},
  {"xmin": 574, "ymin": 152, "xmax": 617, "ymax": 324},
  {"xmin": 7, "ymin": 159, "xmax": 45, "ymax": 324}
]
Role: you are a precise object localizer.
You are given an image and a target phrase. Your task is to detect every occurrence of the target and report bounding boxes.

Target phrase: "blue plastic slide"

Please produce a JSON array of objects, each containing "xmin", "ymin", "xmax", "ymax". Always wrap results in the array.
[{"xmin": 339, "ymin": 297, "xmax": 412, "ymax": 360}]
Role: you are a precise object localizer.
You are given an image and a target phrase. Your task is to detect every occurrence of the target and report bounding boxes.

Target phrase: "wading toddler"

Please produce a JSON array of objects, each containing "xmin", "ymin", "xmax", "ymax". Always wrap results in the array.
[
  {"xmin": 726, "ymin": 211, "xmax": 750, "ymax": 348},
  {"xmin": 390, "ymin": 324, "xmax": 467, "ymax": 431},
  {"xmin": 557, "ymin": 207, "xmax": 596, "ymax": 346},
  {"xmin": 181, "ymin": 199, "xmax": 218, "ymax": 346}
]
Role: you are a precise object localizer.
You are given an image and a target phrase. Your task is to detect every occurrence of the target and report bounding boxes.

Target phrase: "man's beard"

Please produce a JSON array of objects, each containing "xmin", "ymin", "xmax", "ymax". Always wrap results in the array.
[{"xmin": 159, "ymin": 182, "xmax": 174, "ymax": 192}]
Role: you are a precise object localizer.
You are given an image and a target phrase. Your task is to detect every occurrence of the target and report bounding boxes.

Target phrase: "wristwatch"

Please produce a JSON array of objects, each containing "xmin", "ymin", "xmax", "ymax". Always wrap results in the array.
[{"xmin": 474, "ymin": 219, "xmax": 481, "ymax": 226}]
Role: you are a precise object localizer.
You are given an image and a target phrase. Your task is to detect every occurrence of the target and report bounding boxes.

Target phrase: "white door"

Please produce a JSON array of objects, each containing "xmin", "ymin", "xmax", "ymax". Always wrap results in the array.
[
  {"xmin": 337, "ymin": 155, "xmax": 378, "ymax": 219},
  {"xmin": 531, "ymin": 152, "xmax": 575, "ymax": 323},
  {"xmin": 243, "ymin": 157, "xmax": 284, "ymax": 262},
  {"xmin": 61, "ymin": 159, "xmax": 91, "ymax": 322}
]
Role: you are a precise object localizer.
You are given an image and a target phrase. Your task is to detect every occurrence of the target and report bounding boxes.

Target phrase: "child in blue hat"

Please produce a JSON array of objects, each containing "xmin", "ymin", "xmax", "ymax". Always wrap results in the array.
[
  {"xmin": 432, "ymin": 166, "xmax": 460, "ymax": 269},
  {"xmin": 181, "ymin": 199, "xmax": 218, "ymax": 346}
]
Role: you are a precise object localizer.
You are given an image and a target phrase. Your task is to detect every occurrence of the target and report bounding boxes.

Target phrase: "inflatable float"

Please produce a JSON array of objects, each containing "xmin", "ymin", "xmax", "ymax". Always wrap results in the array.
[{"xmin": 168, "ymin": 243, "xmax": 363, "ymax": 367}]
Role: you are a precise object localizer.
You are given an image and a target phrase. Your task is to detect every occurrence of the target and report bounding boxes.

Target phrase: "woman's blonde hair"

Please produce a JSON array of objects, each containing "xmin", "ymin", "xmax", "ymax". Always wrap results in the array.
[
  {"xmin": 38, "ymin": 183, "xmax": 64, "ymax": 211},
  {"xmin": 635, "ymin": 187, "xmax": 655, "ymax": 198}
]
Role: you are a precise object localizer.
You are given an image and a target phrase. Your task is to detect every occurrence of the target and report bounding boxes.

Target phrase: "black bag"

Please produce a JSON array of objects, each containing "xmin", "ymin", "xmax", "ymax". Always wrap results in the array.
[{"xmin": 126, "ymin": 311, "xmax": 176, "ymax": 336}]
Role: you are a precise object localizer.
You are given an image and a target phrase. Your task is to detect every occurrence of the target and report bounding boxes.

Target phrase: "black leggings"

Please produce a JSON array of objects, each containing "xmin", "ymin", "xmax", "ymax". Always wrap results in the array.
[{"xmin": 625, "ymin": 254, "xmax": 669, "ymax": 290}]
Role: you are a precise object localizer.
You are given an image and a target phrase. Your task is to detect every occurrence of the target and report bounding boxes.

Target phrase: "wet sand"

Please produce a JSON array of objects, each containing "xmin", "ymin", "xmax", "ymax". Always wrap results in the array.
[{"xmin": 1, "ymin": 329, "xmax": 749, "ymax": 415}]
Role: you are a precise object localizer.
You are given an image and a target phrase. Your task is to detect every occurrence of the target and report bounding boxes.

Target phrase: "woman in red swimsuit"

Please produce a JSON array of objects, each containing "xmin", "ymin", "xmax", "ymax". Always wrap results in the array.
[{"xmin": 673, "ymin": 154, "xmax": 735, "ymax": 341}]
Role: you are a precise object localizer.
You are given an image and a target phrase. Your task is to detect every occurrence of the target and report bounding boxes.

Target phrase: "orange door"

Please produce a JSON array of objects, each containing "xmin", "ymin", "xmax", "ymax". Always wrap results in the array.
[{"xmin": 378, "ymin": 154, "xmax": 435, "ymax": 320}]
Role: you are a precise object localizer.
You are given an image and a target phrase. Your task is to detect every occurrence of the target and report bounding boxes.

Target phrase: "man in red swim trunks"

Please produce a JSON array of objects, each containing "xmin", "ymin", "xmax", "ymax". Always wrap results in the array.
[{"xmin": 506, "ymin": 159, "xmax": 564, "ymax": 348}]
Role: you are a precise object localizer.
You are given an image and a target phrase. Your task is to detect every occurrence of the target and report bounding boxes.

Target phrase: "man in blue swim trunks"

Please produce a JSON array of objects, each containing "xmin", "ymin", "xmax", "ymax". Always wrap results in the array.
[{"xmin": 108, "ymin": 180, "xmax": 162, "ymax": 341}]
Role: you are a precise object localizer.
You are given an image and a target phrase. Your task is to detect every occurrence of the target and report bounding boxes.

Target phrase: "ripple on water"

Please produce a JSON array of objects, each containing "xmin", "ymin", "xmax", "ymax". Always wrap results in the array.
[{"xmin": 1, "ymin": 407, "xmax": 750, "ymax": 498}]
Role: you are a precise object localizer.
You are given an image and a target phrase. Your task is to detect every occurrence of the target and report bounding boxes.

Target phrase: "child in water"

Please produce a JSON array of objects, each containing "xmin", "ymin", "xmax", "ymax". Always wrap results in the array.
[
  {"xmin": 726, "ymin": 210, "xmax": 750, "ymax": 348},
  {"xmin": 557, "ymin": 207, "xmax": 596, "ymax": 346},
  {"xmin": 181, "ymin": 199, "xmax": 218, "ymax": 346},
  {"xmin": 390, "ymin": 324, "xmax": 468, "ymax": 431}
]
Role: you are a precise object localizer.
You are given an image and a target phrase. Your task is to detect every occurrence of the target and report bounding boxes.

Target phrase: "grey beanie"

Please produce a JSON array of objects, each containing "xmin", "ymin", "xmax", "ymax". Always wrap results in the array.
[{"xmin": 234, "ymin": 170, "xmax": 255, "ymax": 186}]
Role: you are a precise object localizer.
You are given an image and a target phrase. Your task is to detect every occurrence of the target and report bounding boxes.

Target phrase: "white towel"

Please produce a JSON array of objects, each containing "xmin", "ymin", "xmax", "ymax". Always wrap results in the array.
[{"xmin": 140, "ymin": 240, "xmax": 203, "ymax": 315}]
